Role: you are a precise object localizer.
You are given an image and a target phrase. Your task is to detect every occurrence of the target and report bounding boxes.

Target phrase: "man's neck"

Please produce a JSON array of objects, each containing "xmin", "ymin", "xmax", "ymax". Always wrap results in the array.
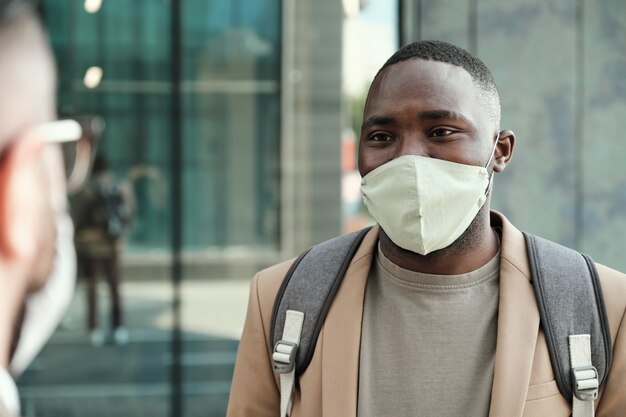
[{"xmin": 378, "ymin": 211, "xmax": 499, "ymax": 275}]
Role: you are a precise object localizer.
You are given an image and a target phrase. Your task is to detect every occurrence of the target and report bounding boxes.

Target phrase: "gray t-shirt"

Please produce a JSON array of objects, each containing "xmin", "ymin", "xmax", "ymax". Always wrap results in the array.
[{"xmin": 357, "ymin": 246, "xmax": 500, "ymax": 417}]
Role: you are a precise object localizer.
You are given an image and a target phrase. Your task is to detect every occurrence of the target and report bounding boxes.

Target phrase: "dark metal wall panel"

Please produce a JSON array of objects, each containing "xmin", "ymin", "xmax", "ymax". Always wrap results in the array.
[
  {"xmin": 308, "ymin": 0, "xmax": 344, "ymax": 246},
  {"xmin": 479, "ymin": 0, "xmax": 579, "ymax": 248},
  {"xmin": 420, "ymin": 0, "xmax": 474, "ymax": 51},
  {"xmin": 580, "ymin": 0, "xmax": 626, "ymax": 267},
  {"xmin": 283, "ymin": 0, "xmax": 343, "ymax": 252}
]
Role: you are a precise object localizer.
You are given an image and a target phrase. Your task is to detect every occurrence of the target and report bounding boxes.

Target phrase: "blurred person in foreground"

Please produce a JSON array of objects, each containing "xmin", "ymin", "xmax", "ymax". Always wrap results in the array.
[
  {"xmin": 0, "ymin": 0, "xmax": 93, "ymax": 415},
  {"xmin": 72, "ymin": 154, "xmax": 134, "ymax": 346},
  {"xmin": 227, "ymin": 41, "xmax": 626, "ymax": 416}
]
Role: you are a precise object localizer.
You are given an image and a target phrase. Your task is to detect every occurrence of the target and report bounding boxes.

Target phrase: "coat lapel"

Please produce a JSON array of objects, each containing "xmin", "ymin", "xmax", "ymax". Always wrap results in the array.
[
  {"xmin": 488, "ymin": 212, "xmax": 541, "ymax": 417},
  {"xmin": 321, "ymin": 226, "xmax": 379, "ymax": 417}
]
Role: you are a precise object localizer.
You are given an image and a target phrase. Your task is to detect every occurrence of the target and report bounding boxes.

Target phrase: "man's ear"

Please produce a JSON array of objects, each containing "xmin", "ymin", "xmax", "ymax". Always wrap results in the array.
[
  {"xmin": 0, "ymin": 133, "xmax": 44, "ymax": 261},
  {"xmin": 493, "ymin": 129, "xmax": 515, "ymax": 173}
]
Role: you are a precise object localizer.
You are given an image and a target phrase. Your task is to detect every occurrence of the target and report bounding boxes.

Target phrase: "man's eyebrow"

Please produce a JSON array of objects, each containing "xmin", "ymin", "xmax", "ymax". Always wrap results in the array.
[
  {"xmin": 418, "ymin": 110, "xmax": 471, "ymax": 124},
  {"xmin": 362, "ymin": 116, "xmax": 395, "ymax": 128}
]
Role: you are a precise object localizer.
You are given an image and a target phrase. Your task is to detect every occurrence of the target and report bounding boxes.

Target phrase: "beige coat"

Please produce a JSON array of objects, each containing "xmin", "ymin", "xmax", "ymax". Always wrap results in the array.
[{"xmin": 227, "ymin": 212, "xmax": 626, "ymax": 417}]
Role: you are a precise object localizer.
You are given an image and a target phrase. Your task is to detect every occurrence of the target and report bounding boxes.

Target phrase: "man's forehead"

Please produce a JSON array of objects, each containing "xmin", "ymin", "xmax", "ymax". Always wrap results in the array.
[
  {"xmin": 364, "ymin": 59, "xmax": 485, "ymax": 123},
  {"xmin": 369, "ymin": 59, "xmax": 477, "ymax": 104}
]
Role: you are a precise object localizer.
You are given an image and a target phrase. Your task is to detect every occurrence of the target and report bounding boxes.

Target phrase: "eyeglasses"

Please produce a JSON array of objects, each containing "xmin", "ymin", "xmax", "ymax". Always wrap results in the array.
[{"xmin": 39, "ymin": 116, "xmax": 105, "ymax": 194}]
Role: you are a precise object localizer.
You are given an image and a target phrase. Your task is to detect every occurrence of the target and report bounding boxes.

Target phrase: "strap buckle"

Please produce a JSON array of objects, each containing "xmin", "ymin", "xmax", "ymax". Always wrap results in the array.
[
  {"xmin": 571, "ymin": 365, "xmax": 599, "ymax": 401},
  {"xmin": 272, "ymin": 340, "xmax": 298, "ymax": 374}
]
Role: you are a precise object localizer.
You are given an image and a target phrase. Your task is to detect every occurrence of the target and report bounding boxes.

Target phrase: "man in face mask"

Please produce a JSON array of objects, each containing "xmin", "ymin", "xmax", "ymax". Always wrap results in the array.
[
  {"xmin": 0, "ymin": 1, "xmax": 88, "ymax": 415},
  {"xmin": 228, "ymin": 41, "xmax": 626, "ymax": 416}
]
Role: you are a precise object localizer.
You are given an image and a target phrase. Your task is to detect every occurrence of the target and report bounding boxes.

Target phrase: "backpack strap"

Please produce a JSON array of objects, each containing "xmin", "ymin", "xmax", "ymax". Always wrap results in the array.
[
  {"xmin": 274, "ymin": 310, "xmax": 304, "ymax": 417},
  {"xmin": 270, "ymin": 227, "xmax": 372, "ymax": 415},
  {"xmin": 569, "ymin": 334, "xmax": 598, "ymax": 417},
  {"xmin": 523, "ymin": 233, "xmax": 612, "ymax": 416}
]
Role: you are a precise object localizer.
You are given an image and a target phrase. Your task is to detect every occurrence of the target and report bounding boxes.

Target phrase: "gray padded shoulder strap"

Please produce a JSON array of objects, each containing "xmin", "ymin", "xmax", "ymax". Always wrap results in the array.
[
  {"xmin": 271, "ymin": 227, "xmax": 373, "ymax": 375},
  {"xmin": 523, "ymin": 233, "xmax": 612, "ymax": 401}
]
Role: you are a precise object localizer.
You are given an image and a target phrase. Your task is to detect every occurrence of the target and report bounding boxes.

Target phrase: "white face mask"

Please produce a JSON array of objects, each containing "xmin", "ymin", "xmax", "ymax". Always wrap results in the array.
[
  {"xmin": 360, "ymin": 137, "xmax": 498, "ymax": 255},
  {"xmin": 10, "ymin": 212, "xmax": 76, "ymax": 376}
]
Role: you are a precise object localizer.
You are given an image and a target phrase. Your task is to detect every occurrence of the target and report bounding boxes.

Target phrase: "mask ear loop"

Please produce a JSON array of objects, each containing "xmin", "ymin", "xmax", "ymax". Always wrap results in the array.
[{"xmin": 484, "ymin": 132, "xmax": 500, "ymax": 196}]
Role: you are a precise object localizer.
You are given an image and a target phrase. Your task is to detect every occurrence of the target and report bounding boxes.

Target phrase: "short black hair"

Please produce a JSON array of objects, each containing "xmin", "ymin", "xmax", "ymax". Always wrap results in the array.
[
  {"xmin": 380, "ymin": 40, "xmax": 497, "ymax": 95},
  {"xmin": 372, "ymin": 40, "xmax": 501, "ymax": 129}
]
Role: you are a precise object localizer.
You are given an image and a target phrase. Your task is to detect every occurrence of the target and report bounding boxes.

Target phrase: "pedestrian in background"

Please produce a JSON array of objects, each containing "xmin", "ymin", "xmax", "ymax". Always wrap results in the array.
[{"xmin": 72, "ymin": 154, "xmax": 134, "ymax": 346}]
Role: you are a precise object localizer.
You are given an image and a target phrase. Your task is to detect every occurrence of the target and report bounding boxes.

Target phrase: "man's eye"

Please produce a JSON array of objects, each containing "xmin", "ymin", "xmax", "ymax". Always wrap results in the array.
[
  {"xmin": 370, "ymin": 133, "xmax": 394, "ymax": 142},
  {"xmin": 430, "ymin": 128, "xmax": 455, "ymax": 137}
]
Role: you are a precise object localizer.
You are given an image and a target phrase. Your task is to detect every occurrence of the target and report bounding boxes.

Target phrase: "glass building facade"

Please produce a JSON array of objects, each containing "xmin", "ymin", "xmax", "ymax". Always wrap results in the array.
[{"xmin": 48, "ymin": 0, "xmax": 282, "ymax": 252}]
